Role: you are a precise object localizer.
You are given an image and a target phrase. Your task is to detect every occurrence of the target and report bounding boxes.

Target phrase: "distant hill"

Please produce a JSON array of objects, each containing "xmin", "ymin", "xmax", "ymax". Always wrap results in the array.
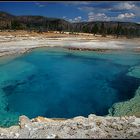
[
  {"xmin": 0, "ymin": 11, "xmax": 15, "ymax": 19},
  {"xmin": 0, "ymin": 11, "xmax": 140, "ymax": 38}
]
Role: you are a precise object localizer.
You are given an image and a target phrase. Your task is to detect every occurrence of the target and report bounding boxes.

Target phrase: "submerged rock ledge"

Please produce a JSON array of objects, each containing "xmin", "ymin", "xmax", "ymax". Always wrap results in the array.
[
  {"xmin": 109, "ymin": 86, "xmax": 140, "ymax": 117},
  {"xmin": 0, "ymin": 114, "xmax": 140, "ymax": 139}
]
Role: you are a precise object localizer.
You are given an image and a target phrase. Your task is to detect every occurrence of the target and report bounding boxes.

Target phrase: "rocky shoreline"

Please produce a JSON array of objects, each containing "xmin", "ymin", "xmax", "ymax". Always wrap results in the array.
[{"xmin": 0, "ymin": 115, "xmax": 139, "ymax": 139}]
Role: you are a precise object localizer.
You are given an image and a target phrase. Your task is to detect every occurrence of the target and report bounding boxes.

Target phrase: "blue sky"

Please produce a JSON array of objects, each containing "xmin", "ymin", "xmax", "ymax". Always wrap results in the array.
[{"xmin": 0, "ymin": 1, "xmax": 140, "ymax": 23}]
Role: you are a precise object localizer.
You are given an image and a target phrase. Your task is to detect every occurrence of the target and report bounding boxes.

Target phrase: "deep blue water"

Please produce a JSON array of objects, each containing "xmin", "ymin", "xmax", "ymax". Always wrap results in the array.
[{"xmin": 0, "ymin": 47, "xmax": 140, "ymax": 127}]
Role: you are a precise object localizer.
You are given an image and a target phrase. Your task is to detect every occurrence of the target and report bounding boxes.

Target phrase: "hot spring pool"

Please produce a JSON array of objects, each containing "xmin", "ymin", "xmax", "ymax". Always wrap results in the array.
[{"xmin": 0, "ymin": 47, "xmax": 140, "ymax": 127}]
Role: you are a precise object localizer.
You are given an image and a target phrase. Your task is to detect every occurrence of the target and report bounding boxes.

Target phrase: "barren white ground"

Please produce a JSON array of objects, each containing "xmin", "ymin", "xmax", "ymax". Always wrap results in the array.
[{"xmin": 0, "ymin": 35, "xmax": 140, "ymax": 57}]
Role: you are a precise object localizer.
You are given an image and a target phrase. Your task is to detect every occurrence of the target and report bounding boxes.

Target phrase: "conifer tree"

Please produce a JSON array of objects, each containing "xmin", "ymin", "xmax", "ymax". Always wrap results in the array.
[{"xmin": 91, "ymin": 24, "xmax": 98, "ymax": 35}]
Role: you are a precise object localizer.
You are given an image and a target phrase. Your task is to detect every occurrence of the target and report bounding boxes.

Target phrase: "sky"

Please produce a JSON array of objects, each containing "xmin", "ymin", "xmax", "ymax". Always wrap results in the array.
[{"xmin": 0, "ymin": 1, "xmax": 140, "ymax": 23}]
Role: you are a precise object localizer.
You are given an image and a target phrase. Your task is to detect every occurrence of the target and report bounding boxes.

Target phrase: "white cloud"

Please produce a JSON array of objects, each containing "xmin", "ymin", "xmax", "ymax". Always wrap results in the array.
[
  {"xmin": 88, "ymin": 12, "xmax": 136, "ymax": 22},
  {"xmin": 78, "ymin": 2, "xmax": 139, "ymax": 22},
  {"xmin": 35, "ymin": 2, "xmax": 46, "ymax": 8},
  {"xmin": 115, "ymin": 2, "xmax": 136, "ymax": 10},
  {"xmin": 66, "ymin": 16, "xmax": 82, "ymax": 23},
  {"xmin": 74, "ymin": 16, "xmax": 82, "ymax": 22},
  {"xmin": 78, "ymin": 6, "xmax": 95, "ymax": 12},
  {"xmin": 63, "ymin": 1, "xmax": 91, "ymax": 5},
  {"xmin": 63, "ymin": 16, "xmax": 66, "ymax": 19},
  {"xmin": 78, "ymin": 2, "xmax": 137, "ymax": 13},
  {"xmin": 68, "ymin": 19, "xmax": 73, "ymax": 22},
  {"xmin": 88, "ymin": 12, "xmax": 110, "ymax": 21},
  {"xmin": 117, "ymin": 13, "xmax": 135, "ymax": 20}
]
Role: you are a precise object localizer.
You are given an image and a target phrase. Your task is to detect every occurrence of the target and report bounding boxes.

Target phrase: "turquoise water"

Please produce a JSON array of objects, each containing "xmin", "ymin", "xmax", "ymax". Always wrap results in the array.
[{"xmin": 0, "ymin": 47, "xmax": 140, "ymax": 127}]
